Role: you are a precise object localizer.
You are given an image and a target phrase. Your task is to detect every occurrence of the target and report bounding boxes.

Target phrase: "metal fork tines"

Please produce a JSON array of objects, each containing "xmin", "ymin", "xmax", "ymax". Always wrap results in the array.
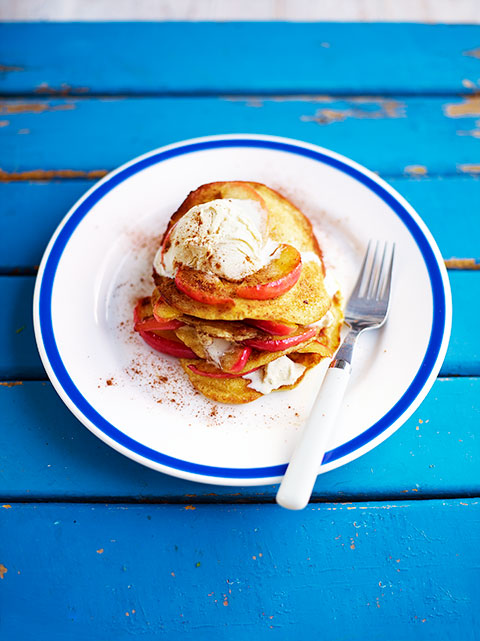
[{"xmin": 332, "ymin": 240, "xmax": 395, "ymax": 370}]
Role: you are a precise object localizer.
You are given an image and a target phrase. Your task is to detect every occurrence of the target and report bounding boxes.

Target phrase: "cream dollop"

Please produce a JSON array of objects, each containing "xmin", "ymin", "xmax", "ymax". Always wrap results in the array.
[
  {"xmin": 153, "ymin": 198, "xmax": 276, "ymax": 282},
  {"xmin": 243, "ymin": 355, "xmax": 306, "ymax": 395}
]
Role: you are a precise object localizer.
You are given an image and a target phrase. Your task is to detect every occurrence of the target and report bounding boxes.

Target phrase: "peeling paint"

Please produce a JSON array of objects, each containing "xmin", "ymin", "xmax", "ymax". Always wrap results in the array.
[
  {"xmin": 0, "ymin": 64, "xmax": 24, "ymax": 72},
  {"xmin": 462, "ymin": 79, "xmax": 476, "ymax": 88},
  {"xmin": 456, "ymin": 119, "xmax": 480, "ymax": 138},
  {"xmin": 0, "ymin": 120, "xmax": 9, "ymax": 127},
  {"xmin": 224, "ymin": 95, "xmax": 334, "ymax": 106},
  {"xmin": 458, "ymin": 163, "xmax": 480, "ymax": 174},
  {"xmin": 0, "ymin": 102, "xmax": 76, "ymax": 115},
  {"xmin": 404, "ymin": 165, "xmax": 428, "ymax": 176},
  {"xmin": 35, "ymin": 82, "xmax": 90, "ymax": 95},
  {"xmin": 301, "ymin": 99, "xmax": 405, "ymax": 125},
  {"xmin": 444, "ymin": 96, "xmax": 480, "ymax": 118},
  {"xmin": 444, "ymin": 258, "xmax": 480, "ymax": 270},
  {"xmin": 0, "ymin": 169, "xmax": 108, "ymax": 182},
  {"xmin": 464, "ymin": 48, "xmax": 480, "ymax": 59},
  {"xmin": 0, "ymin": 564, "xmax": 7, "ymax": 579}
]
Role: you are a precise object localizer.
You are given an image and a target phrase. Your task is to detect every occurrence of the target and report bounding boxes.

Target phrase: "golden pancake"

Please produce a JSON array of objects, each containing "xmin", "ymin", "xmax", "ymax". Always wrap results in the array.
[
  {"xmin": 135, "ymin": 182, "xmax": 344, "ymax": 404},
  {"xmin": 179, "ymin": 352, "xmax": 324, "ymax": 404},
  {"xmin": 154, "ymin": 182, "xmax": 330, "ymax": 324}
]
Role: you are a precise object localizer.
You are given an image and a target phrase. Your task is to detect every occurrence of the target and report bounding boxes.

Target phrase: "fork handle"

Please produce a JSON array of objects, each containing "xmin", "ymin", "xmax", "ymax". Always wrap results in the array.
[{"xmin": 276, "ymin": 363, "xmax": 351, "ymax": 511}]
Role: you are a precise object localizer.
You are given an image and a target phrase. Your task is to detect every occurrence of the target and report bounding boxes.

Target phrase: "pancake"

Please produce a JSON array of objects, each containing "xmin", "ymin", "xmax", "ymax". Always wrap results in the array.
[
  {"xmin": 134, "ymin": 181, "xmax": 344, "ymax": 404},
  {"xmin": 154, "ymin": 181, "xmax": 331, "ymax": 324},
  {"xmin": 174, "ymin": 324, "xmax": 322, "ymax": 374},
  {"xmin": 154, "ymin": 260, "xmax": 329, "ymax": 324},
  {"xmin": 179, "ymin": 352, "xmax": 324, "ymax": 404}
]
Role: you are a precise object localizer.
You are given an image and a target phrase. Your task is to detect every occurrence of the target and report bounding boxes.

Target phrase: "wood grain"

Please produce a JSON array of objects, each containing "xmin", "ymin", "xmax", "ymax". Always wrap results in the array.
[
  {"xmin": 2, "ymin": 95, "xmax": 480, "ymax": 176},
  {"xmin": 0, "ymin": 378, "xmax": 478, "ymax": 500},
  {"xmin": 2, "ymin": 23, "xmax": 480, "ymax": 95},
  {"xmin": 1, "ymin": 500, "xmax": 480, "ymax": 640}
]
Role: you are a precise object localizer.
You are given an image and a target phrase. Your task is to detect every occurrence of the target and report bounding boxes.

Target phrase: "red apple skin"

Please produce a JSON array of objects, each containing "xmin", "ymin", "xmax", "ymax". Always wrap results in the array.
[
  {"xmin": 188, "ymin": 363, "xmax": 260, "ymax": 379},
  {"xmin": 237, "ymin": 261, "xmax": 302, "ymax": 300},
  {"xmin": 133, "ymin": 300, "xmax": 197, "ymax": 358},
  {"xmin": 236, "ymin": 245, "xmax": 302, "ymax": 301},
  {"xmin": 243, "ymin": 327, "xmax": 317, "ymax": 352},
  {"xmin": 175, "ymin": 268, "xmax": 234, "ymax": 306},
  {"xmin": 138, "ymin": 330, "xmax": 198, "ymax": 358},
  {"xmin": 134, "ymin": 317, "xmax": 184, "ymax": 332},
  {"xmin": 246, "ymin": 319, "xmax": 297, "ymax": 336},
  {"xmin": 224, "ymin": 346, "xmax": 252, "ymax": 373}
]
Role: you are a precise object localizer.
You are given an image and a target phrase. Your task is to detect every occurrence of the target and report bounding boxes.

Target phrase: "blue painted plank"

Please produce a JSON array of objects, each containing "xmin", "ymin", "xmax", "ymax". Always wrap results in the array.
[
  {"xmin": 1, "ymin": 500, "xmax": 479, "ymax": 640},
  {"xmin": 1, "ymin": 96, "xmax": 480, "ymax": 176},
  {"xmin": 445, "ymin": 271, "xmax": 480, "ymax": 375},
  {"xmin": 0, "ymin": 181, "xmax": 90, "ymax": 272},
  {"xmin": 0, "ymin": 272, "xmax": 475, "ymax": 379},
  {"xmin": 0, "ymin": 277, "xmax": 42, "ymax": 379},
  {"xmin": 1, "ymin": 177, "xmax": 479, "ymax": 271},
  {"xmin": 0, "ymin": 378, "xmax": 478, "ymax": 500},
  {"xmin": 1, "ymin": 23, "xmax": 480, "ymax": 95}
]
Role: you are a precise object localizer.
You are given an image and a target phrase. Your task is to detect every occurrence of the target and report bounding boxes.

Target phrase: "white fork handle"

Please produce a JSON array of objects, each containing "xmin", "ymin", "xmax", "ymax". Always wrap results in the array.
[{"xmin": 276, "ymin": 366, "xmax": 351, "ymax": 510}]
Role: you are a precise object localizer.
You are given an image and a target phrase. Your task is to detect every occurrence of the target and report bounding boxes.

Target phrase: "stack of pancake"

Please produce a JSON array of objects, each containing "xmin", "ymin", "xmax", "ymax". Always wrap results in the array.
[{"xmin": 134, "ymin": 181, "xmax": 343, "ymax": 404}]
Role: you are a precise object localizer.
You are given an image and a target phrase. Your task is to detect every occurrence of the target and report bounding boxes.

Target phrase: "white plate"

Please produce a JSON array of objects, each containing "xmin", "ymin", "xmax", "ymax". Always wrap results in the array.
[{"xmin": 33, "ymin": 134, "xmax": 451, "ymax": 486}]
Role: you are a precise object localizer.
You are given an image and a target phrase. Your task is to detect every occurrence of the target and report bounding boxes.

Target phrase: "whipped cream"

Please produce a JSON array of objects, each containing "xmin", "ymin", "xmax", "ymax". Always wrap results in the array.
[
  {"xmin": 154, "ymin": 198, "xmax": 277, "ymax": 282},
  {"xmin": 309, "ymin": 309, "xmax": 334, "ymax": 330},
  {"xmin": 323, "ymin": 272, "xmax": 341, "ymax": 298},
  {"xmin": 203, "ymin": 337, "xmax": 232, "ymax": 367},
  {"xmin": 243, "ymin": 355, "xmax": 306, "ymax": 395}
]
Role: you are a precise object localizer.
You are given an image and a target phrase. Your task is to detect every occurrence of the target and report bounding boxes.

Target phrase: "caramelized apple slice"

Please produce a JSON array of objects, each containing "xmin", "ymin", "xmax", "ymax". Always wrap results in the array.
[
  {"xmin": 175, "ymin": 267, "xmax": 235, "ymax": 306},
  {"xmin": 134, "ymin": 317, "xmax": 184, "ymax": 332},
  {"xmin": 139, "ymin": 330, "xmax": 198, "ymax": 358},
  {"xmin": 244, "ymin": 327, "xmax": 317, "ymax": 352},
  {"xmin": 246, "ymin": 319, "xmax": 298, "ymax": 336},
  {"xmin": 220, "ymin": 346, "xmax": 252, "ymax": 373},
  {"xmin": 133, "ymin": 299, "xmax": 196, "ymax": 358},
  {"xmin": 135, "ymin": 296, "xmax": 154, "ymax": 321},
  {"xmin": 152, "ymin": 295, "xmax": 182, "ymax": 322},
  {"xmin": 188, "ymin": 362, "xmax": 261, "ymax": 379},
  {"xmin": 236, "ymin": 244, "xmax": 302, "ymax": 300}
]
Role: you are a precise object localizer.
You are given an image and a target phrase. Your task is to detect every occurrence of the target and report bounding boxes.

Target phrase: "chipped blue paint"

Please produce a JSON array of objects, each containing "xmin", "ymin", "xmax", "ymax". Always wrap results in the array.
[
  {"xmin": 1, "ymin": 96, "xmax": 480, "ymax": 175},
  {"xmin": 1, "ymin": 501, "xmax": 480, "ymax": 640},
  {"xmin": 0, "ymin": 378, "xmax": 479, "ymax": 500}
]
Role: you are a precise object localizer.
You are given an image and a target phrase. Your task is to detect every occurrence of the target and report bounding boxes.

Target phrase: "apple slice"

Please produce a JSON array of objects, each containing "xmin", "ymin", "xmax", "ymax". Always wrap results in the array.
[
  {"xmin": 134, "ymin": 317, "xmax": 184, "ymax": 332},
  {"xmin": 138, "ymin": 330, "xmax": 198, "ymax": 358},
  {"xmin": 188, "ymin": 362, "xmax": 261, "ymax": 379},
  {"xmin": 244, "ymin": 327, "xmax": 317, "ymax": 352},
  {"xmin": 246, "ymin": 319, "xmax": 298, "ymax": 336},
  {"xmin": 236, "ymin": 244, "xmax": 302, "ymax": 300},
  {"xmin": 175, "ymin": 267, "xmax": 234, "ymax": 306},
  {"xmin": 133, "ymin": 299, "xmax": 196, "ymax": 358},
  {"xmin": 152, "ymin": 296, "xmax": 181, "ymax": 322},
  {"xmin": 220, "ymin": 346, "xmax": 252, "ymax": 373}
]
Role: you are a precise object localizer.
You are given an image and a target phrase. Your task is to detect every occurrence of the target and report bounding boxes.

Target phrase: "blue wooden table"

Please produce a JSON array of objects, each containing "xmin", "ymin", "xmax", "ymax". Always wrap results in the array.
[{"xmin": 1, "ymin": 22, "xmax": 480, "ymax": 640}]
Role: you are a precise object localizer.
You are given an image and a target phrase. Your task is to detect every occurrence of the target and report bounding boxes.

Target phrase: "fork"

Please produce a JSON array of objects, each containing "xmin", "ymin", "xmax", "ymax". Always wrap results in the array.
[{"xmin": 276, "ymin": 240, "xmax": 395, "ymax": 511}]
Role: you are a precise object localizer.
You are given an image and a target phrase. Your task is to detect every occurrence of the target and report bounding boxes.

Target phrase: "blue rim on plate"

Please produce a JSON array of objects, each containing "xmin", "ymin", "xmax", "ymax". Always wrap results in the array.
[{"xmin": 37, "ymin": 137, "xmax": 448, "ymax": 479}]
